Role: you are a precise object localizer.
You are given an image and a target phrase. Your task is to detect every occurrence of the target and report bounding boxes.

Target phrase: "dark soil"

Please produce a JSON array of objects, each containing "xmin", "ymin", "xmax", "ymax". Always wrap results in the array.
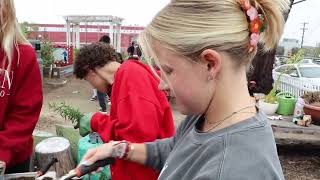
[{"xmin": 278, "ymin": 146, "xmax": 320, "ymax": 180}]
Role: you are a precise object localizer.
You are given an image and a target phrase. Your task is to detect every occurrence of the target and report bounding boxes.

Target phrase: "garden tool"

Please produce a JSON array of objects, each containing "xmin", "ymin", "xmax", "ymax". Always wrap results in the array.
[{"xmin": 60, "ymin": 157, "xmax": 115, "ymax": 180}]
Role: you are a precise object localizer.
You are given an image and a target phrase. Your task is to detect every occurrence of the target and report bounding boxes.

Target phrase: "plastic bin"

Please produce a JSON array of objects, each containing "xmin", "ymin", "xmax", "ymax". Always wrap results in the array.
[{"xmin": 78, "ymin": 133, "xmax": 111, "ymax": 180}]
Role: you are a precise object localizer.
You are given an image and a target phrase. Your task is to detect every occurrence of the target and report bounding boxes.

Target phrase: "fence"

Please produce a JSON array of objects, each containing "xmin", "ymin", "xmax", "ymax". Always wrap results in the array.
[{"xmin": 273, "ymin": 73, "xmax": 320, "ymax": 97}]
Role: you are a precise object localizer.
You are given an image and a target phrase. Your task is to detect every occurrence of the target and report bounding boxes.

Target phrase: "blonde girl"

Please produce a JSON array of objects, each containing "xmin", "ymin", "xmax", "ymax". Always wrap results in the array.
[
  {"xmin": 0, "ymin": 0, "xmax": 42, "ymax": 173},
  {"xmin": 81, "ymin": 0, "xmax": 289, "ymax": 179}
]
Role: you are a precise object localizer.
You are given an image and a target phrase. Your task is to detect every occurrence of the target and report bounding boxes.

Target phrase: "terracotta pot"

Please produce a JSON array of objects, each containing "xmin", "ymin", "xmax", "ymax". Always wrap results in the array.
[{"xmin": 303, "ymin": 103, "xmax": 320, "ymax": 125}]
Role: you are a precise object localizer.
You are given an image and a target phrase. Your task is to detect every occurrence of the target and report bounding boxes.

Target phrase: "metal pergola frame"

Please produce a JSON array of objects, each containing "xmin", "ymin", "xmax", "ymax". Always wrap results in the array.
[{"xmin": 63, "ymin": 15, "xmax": 124, "ymax": 51}]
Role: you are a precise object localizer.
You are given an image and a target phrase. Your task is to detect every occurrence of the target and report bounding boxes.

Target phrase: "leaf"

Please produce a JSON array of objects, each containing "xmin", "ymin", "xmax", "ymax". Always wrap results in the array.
[{"xmin": 49, "ymin": 102, "xmax": 84, "ymax": 126}]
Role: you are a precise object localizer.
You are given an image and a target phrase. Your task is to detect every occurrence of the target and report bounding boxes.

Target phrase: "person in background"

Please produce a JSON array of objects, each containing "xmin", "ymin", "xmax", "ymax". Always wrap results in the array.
[
  {"xmin": 0, "ymin": 0, "xmax": 43, "ymax": 173},
  {"xmin": 90, "ymin": 35, "xmax": 112, "ymax": 111},
  {"xmin": 81, "ymin": 0, "xmax": 289, "ymax": 179},
  {"xmin": 127, "ymin": 41, "xmax": 142, "ymax": 60},
  {"xmin": 62, "ymin": 49, "xmax": 68, "ymax": 63},
  {"xmin": 95, "ymin": 35, "xmax": 113, "ymax": 112},
  {"xmin": 90, "ymin": 89, "xmax": 98, "ymax": 101},
  {"xmin": 74, "ymin": 42, "xmax": 175, "ymax": 180}
]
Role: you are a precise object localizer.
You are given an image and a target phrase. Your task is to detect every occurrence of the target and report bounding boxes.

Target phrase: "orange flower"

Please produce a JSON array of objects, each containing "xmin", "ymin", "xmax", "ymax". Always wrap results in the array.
[{"xmin": 250, "ymin": 18, "xmax": 262, "ymax": 33}]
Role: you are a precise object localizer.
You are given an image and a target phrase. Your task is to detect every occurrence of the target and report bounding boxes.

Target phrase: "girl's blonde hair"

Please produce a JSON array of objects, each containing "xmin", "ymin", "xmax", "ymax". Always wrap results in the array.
[
  {"xmin": 139, "ymin": 0, "xmax": 290, "ymax": 65},
  {"xmin": 0, "ymin": 0, "xmax": 28, "ymax": 71}
]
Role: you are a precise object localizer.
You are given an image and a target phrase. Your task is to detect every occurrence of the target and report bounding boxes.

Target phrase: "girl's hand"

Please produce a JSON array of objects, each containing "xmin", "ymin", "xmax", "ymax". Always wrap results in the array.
[{"xmin": 81, "ymin": 142, "xmax": 114, "ymax": 165}]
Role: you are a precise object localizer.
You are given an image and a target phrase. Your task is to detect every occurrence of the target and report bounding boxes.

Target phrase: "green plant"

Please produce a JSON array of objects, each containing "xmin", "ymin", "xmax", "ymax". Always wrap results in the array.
[
  {"xmin": 41, "ymin": 40, "xmax": 55, "ymax": 67},
  {"xmin": 20, "ymin": 22, "xmax": 30, "ymax": 38},
  {"xmin": 49, "ymin": 102, "xmax": 84, "ymax": 128},
  {"xmin": 264, "ymin": 49, "xmax": 305, "ymax": 104},
  {"xmin": 287, "ymin": 49, "xmax": 305, "ymax": 64},
  {"xmin": 302, "ymin": 91, "xmax": 320, "ymax": 105},
  {"xmin": 73, "ymin": 48, "xmax": 80, "ymax": 61}
]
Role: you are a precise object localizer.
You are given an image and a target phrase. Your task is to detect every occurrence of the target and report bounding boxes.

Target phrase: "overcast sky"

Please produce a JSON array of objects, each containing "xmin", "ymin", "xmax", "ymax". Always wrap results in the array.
[{"xmin": 14, "ymin": 0, "xmax": 320, "ymax": 46}]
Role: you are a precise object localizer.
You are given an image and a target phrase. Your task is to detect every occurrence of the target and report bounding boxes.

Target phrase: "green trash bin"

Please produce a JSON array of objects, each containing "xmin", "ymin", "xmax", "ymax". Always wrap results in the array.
[{"xmin": 276, "ymin": 92, "xmax": 297, "ymax": 116}]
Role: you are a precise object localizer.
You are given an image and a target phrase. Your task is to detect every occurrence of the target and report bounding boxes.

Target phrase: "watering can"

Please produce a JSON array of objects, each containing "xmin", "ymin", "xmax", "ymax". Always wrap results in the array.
[{"xmin": 276, "ymin": 92, "xmax": 297, "ymax": 116}]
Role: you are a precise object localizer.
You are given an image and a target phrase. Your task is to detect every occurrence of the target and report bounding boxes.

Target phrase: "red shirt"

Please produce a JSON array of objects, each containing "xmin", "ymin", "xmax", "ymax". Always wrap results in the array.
[
  {"xmin": 91, "ymin": 60, "xmax": 175, "ymax": 180},
  {"xmin": 0, "ymin": 44, "xmax": 43, "ymax": 167}
]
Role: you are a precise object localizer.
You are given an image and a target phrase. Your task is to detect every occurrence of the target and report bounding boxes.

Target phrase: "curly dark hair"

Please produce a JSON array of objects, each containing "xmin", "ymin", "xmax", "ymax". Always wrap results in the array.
[{"xmin": 74, "ymin": 42, "xmax": 117, "ymax": 79}]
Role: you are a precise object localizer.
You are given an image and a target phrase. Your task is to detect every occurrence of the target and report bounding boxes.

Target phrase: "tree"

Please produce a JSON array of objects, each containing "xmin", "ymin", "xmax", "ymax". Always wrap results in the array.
[
  {"xmin": 314, "ymin": 47, "xmax": 320, "ymax": 58},
  {"xmin": 20, "ymin": 22, "xmax": 30, "ymax": 38},
  {"xmin": 41, "ymin": 40, "xmax": 54, "ymax": 67},
  {"xmin": 19, "ymin": 21, "xmax": 39, "ymax": 39},
  {"xmin": 247, "ymin": 0, "xmax": 296, "ymax": 95}
]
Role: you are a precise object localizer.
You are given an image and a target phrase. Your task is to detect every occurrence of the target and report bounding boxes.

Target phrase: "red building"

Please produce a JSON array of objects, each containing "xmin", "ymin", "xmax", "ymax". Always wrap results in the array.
[{"xmin": 28, "ymin": 24, "xmax": 144, "ymax": 52}]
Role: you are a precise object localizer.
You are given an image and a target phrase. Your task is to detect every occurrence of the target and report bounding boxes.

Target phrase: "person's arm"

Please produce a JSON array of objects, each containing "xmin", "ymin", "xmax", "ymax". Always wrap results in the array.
[
  {"xmin": 81, "ymin": 137, "xmax": 175, "ymax": 170},
  {"xmin": 89, "ymin": 112, "xmax": 117, "ymax": 142},
  {"xmin": 82, "ymin": 115, "xmax": 195, "ymax": 171},
  {"xmin": 81, "ymin": 141, "xmax": 147, "ymax": 166},
  {"xmin": 0, "ymin": 47, "xmax": 43, "ymax": 166}
]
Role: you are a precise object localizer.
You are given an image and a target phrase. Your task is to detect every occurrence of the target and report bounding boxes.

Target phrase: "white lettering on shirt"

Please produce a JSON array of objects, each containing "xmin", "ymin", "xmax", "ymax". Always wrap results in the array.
[{"xmin": 0, "ymin": 69, "xmax": 14, "ymax": 97}]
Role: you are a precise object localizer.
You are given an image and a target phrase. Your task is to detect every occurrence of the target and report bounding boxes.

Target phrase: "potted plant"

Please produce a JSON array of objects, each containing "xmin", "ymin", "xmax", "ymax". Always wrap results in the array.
[
  {"xmin": 258, "ymin": 49, "xmax": 305, "ymax": 115},
  {"xmin": 258, "ymin": 81, "xmax": 280, "ymax": 115},
  {"xmin": 302, "ymin": 91, "xmax": 320, "ymax": 125},
  {"xmin": 41, "ymin": 40, "xmax": 55, "ymax": 78},
  {"xmin": 41, "ymin": 40, "xmax": 54, "ymax": 68}
]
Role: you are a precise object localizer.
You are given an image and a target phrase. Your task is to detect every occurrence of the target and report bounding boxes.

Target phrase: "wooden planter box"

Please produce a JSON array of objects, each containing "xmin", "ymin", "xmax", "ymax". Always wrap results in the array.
[{"xmin": 43, "ymin": 65, "xmax": 73, "ymax": 78}]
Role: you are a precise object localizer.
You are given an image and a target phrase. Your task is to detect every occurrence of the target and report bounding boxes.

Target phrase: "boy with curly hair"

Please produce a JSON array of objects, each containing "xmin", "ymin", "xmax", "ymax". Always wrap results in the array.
[{"xmin": 74, "ymin": 42, "xmax": 175, "ymax": 180}]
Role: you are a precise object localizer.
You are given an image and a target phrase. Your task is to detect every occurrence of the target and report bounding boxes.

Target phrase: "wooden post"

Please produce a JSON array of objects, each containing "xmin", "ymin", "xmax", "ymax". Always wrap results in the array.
[
  {"xmin": 32, "ymin": 131, "xmax": 55, "ymax": 172},
  {"xmin": 35, "ymin": 137, "xmax": 75, "ymax": 177},
  {"xmin": 33, "ymin": 130, "xmax": 55, "ymax": 148}
]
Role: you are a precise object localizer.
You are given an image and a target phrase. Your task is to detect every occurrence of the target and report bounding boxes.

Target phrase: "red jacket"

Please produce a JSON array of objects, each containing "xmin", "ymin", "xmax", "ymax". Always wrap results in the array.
[
  {"xmin": 0, "ymin": 44, "xmax": 43, "ymax": 167},
  {"xmin": 91, "ymin": 60, "xmax": 175, "ymax": 180}
]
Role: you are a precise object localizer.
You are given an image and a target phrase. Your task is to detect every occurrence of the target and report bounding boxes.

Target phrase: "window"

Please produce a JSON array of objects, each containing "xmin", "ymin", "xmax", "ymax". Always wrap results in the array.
[
  {"xmin": 300, "ymin": 67, "xmax": 320, "ymax": 78},
  {"xmin": 276, "ymin": 65, "xmax": 299, "ymax": 77}
]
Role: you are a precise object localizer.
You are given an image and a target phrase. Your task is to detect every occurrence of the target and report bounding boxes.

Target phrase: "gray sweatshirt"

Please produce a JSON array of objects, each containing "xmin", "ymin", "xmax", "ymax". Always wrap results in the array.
[{"xmin": 145, "ymin": 113, "xmax": 284, "ymax": 180}]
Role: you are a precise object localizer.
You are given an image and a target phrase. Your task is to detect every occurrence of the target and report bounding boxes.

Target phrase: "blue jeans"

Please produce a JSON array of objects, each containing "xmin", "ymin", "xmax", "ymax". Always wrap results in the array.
[{"xmin": 97, "ymin": 90, "xmax": 106, "ymax": 112}]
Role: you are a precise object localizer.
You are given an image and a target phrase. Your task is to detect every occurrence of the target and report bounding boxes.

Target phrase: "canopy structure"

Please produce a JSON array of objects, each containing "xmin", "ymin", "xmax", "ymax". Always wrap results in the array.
[{"xmin": 63, "ymin": 15, "xmax": 123, "ymax": 51}]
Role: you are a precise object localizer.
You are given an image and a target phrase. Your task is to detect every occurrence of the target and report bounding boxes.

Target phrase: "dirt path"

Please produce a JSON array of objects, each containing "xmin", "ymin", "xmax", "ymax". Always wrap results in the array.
[
  {"xmin": 37, "ymin": 78, "xmax": 101, "ymax": 133},
  {"xmin": 38, "ymin": 77, "xmax": 320, "ymax": 180}
]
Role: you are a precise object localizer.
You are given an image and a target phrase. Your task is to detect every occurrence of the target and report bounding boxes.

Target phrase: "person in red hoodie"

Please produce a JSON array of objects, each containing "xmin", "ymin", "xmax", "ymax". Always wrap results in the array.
[
  {"xmin": 74, "ymin": 42, "xmax": 175, "ymax": 180},
  {"xmin": 0, "ymin": 0, "xmax": 43, "ymax": 173}
]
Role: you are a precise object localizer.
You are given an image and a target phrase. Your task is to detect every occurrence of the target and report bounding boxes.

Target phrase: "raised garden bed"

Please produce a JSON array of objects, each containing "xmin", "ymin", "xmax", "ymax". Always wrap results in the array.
[{"xmin": 43, "ymin": 65, "xmax": 73, "ymax": 79}]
